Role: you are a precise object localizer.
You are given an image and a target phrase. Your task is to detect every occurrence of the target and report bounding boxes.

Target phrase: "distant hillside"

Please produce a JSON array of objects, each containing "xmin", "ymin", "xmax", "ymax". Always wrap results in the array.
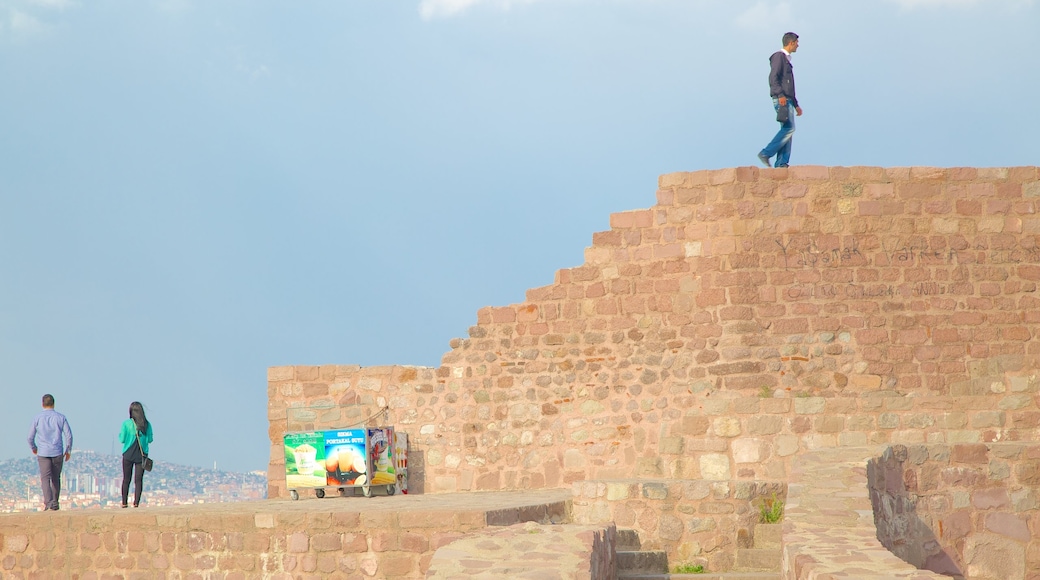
[{"xmin": 0, "ymin": 450, "xmax": 266, "ymax": 511}]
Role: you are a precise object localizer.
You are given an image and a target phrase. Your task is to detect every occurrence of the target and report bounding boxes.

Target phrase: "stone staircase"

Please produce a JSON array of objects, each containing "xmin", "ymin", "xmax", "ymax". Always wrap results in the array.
[
  {"xmin": 615, "ymin": 529, "xmax": 670, "ymax": 578},
  {"xmin": 617, "ymin": 524, "xmax": 781, "ymax": 580},
  {"xmin": 732, "ymin": 523, "xmax": 781, "ymax": 577}
]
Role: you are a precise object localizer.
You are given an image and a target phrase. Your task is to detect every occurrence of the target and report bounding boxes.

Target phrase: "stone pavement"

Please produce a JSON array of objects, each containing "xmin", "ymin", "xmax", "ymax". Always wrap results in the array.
[
  {"xmin": 426, "ymin": 521, "xmax": 616, "ymax": 580},
  {"xmin": 783, "ymin": 446, "xmax": 946, "ymax": 579}
]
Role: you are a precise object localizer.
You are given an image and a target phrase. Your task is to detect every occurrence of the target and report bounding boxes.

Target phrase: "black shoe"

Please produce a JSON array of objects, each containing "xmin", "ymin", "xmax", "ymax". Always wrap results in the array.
[{"xmin": 121, "ymin": 504, "xmax": 128, "ymax": 508}]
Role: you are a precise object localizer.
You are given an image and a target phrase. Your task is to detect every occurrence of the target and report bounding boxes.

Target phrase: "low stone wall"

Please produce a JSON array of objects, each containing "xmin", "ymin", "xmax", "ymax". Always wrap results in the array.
[
  {"xmin": 869, "ymin": 443, "xmax": 1040, "ymax": 579},
  {"xmin": 0, "ymin": 490, "xmax": 569, "ymax": 579},
  {"xmin": 570, "ymin": 478, "xmax": 784, "ymax": 572},
  {"xmin": 426, "ymin": 521, "xmax": 616, "ymax": 579}
]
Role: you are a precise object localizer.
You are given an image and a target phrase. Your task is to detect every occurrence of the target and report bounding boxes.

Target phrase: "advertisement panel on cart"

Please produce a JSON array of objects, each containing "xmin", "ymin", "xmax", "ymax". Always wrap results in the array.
[
  {"xmin": 324, "ymin": 429, "xmax": 368, "ymax": 486},
  {"xmin": 283, "ymin": 432, "xmax": 327, "ymax": 489},
  {"xmin": 367, "ymin": 427, "xmax": 396, "ymax": 487},
  {"xmin": 284, "ymin": 427, "xmax": 407, "ymax": 498}
]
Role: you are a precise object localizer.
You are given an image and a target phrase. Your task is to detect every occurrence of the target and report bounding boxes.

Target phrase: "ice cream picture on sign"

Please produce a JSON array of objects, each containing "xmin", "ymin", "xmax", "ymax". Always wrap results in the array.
[
  {"xmin": 283, "ymin": 432, "xmax": 326, "ymax": 488},
  {"xmin": 293, "ymin": 444, "xmax": 317, "ymax": 475}
]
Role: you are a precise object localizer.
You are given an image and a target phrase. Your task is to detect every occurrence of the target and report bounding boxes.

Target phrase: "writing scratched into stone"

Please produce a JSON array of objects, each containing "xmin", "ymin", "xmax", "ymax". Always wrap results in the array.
[
  {"xmin": 784, "ymin": 282, "xmax": 968, "ymax": 300},
  {"xmin": 772, "ymin": 236, "xmax": 1040, "ymax": 269},
  {"xmin": 775, "ymin": 238, "xmax": 864, "ymax": 269}
]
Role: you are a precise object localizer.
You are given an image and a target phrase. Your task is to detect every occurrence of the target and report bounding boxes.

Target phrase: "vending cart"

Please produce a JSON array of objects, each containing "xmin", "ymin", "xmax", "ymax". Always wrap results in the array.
[{"xmin": 284, "ymin": 426, "xmax": 406, "ymax": 500}]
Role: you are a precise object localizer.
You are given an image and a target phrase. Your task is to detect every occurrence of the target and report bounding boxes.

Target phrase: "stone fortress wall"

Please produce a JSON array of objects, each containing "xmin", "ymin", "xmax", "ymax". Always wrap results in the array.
[
  {"xmin": 268, "ymin": 165, "xmax": 1040, "ymax": 576},
  {"xmin": 9, "ymin": 166, "xmax": 1040, "ymax": 578}
]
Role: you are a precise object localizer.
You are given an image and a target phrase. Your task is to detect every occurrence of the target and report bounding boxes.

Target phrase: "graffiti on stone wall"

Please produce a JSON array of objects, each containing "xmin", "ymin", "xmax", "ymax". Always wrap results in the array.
[
  {"xmin": 783, "ymin": 282, "xmax": 961, "ymax": 301},
  {"xmin": 764, "ymin": 235, "xmax": 1040, "ymax": 300},
  {"xmin": 775, "ymin": 237, "xmax": 864, "ymax": 269},
  {"xmin": 773, "ymin": 236, "xmax": 1040, "ymax": 270}
]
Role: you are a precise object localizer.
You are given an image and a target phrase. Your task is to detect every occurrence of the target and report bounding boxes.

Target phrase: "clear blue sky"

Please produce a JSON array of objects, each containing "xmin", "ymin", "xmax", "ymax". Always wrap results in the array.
[{"xmin": 1, "ymin": 0, "xmax": 1037, "ymax": 473}]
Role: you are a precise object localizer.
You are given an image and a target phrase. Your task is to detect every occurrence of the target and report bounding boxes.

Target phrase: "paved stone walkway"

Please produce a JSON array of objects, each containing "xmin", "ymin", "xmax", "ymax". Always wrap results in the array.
[
  {"xmin": 783, "ymin": 446, "xmax": 946, "ymax": 579},
  {"xmin": 2, "ymin": 488, "xmax": 573, "ymax": 522},
  {"xmin": 3, "ymin": 488, "xmax": 573, "ymax": 532},
  {"xmin": 426, "ymin": 521, "xmax": 616, "ymax": 580}
]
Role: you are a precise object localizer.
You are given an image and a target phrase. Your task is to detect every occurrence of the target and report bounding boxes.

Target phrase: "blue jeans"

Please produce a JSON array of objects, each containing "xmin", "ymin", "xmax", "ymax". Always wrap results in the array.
[{"xmin": 760, "ymin": 98, "xmax": 795, "ymax": 167}]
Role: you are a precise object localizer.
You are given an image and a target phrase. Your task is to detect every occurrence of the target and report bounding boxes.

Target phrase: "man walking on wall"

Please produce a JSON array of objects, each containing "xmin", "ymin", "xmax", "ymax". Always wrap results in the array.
[
  {"xmin": 758, "ymin": 32, "xmax": 802, "ymax": 168},
  {"xmin": 27, "ymin": 394, "xmax": 73, "ymax": 511}
]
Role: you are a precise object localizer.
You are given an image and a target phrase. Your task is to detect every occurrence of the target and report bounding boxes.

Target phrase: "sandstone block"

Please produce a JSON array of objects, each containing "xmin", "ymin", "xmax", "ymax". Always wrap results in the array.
[
  {"xmin": 746, "ymin": 415, "xmax": 783, "ymax": 435},
  {"xmin": 973, "ymin": 488, "xmax": 1010, "ymax": 510},
  {"xmin": 310, "ymin": 533, "xmax": 342, "ymax": 553},
  {"xmin": 965, "ymin": 532, "xmax": 1025, "ymax": 580},
  {"xmin": 606, "ymin": 483, "xmax": 631, "ymax": 501},
  {"xmin": 268, "ymin": 367, "xmax": 294, "ymax": 382},
  {"xmin": 733, "ymin": 439, "xmax": 768, "ymax": 464},
  {"xmin": 793, "ymin": 397, "xmax": 825, "ymax": 415},
  {"xmin": 712, "ymin": 417, "xmax": 742, "ymax": 438},
  {"xmin": 699, "ymin": 454, "xmax": 731, "ymax": 480}
]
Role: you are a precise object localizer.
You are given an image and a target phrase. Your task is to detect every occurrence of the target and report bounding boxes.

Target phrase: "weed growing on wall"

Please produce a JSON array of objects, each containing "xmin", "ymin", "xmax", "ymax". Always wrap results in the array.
[{"xmin": 760, "ymin": 493, "xmax": 784, "ymax": 524}]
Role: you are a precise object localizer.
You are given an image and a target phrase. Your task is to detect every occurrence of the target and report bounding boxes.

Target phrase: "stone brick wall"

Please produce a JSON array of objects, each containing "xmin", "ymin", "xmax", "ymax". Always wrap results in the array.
[
  {"xmin": 0, "ymin": 510, "xmax": 428, "ymax": 578},
  {"xmin": 269, "ymin": 166, "xmax": 1040, "ymax": 499},
  {"xmin": 0, "ymin": 492, "xmax": 568, "ymax": 579},
  {"xmin": 869, "ymin": 443, "xmax": 1040, "ymax": 579},
  {"xmin": 569, "ymin": 479, "xmax": 784, "ymax": 572},
  {"xmin": 268, "ymin": 365, "xmax": 1040, "ymax": 498}
]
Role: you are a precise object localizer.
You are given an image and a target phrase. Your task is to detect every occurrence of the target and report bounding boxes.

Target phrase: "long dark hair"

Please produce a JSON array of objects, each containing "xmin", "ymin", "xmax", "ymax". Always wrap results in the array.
[{"xmin": 129, "ymin": 401, "xmax": 149, "ymax": 433}]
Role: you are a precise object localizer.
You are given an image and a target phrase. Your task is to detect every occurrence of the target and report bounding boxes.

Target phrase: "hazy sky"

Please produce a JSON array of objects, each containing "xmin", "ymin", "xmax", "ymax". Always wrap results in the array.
[{"xmin": 1, "ymin": 0, "xmax": 1037, "ymax": 473}]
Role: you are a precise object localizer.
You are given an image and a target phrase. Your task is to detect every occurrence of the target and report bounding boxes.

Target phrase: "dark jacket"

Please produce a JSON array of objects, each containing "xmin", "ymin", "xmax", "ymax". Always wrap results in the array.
[{"xmin": 768, "ymin": 51, "xmax": 798, "ymax": 108}]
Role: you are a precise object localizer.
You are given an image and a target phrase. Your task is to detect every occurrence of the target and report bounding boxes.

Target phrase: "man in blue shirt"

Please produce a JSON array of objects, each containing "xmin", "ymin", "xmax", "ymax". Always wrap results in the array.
[{"xmin": 27, "ymin": 394, "xmax": 73, "ymax": 511}]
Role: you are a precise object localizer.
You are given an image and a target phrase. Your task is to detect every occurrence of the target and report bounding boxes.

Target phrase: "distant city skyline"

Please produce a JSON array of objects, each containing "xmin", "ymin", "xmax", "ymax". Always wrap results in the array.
[
  {"xmin": 0, "ymin": 450, "xmax": 265, "ymax": 513},
  {"xmin": 1, "ymin": 0, "xmax": 1037, "ymax": 472}
]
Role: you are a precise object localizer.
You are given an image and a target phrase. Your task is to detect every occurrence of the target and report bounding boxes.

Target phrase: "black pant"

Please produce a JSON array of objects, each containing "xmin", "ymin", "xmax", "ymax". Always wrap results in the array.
[
  {"xmin": 121, "ymin": 458, "xmax": 145, "ymax": 506},
  {"xmin": 38, "ymin": 455, "xmax": 64, "ymax": 510}
]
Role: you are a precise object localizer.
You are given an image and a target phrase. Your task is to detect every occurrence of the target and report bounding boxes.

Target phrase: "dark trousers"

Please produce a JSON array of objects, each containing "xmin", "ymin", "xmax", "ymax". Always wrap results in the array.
[
  {"xmin": 37, "ymin": 455, "xmax": 64, "ymax": 510},
  {"xmin": 121, "ymin": 458, "xmax": 146, "ymax": 506}
]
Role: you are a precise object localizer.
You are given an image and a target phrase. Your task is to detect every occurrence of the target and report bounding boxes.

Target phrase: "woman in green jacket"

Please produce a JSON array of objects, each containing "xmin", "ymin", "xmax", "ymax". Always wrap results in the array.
[{"xmin": 118, "ymin": 401, "xmax": 153, "ymax": 507}]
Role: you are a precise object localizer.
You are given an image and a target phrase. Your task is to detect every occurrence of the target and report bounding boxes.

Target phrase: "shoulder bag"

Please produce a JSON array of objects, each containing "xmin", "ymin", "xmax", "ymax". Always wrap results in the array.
[{"xmin": 135, "ymin": 428, "xmax": 154, "ymax": 472}]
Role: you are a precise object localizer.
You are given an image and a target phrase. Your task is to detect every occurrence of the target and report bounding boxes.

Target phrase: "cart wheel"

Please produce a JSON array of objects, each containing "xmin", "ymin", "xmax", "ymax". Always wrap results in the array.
[
  {"xmin": 386, "ymin": 484, "xmax": 396, "ymax": 496},
  {"xmin": 315, "ymin": 489, "xmax": 325, "ymax": 499},
  {"xmin": 289, "ymin": 490, "xmax": 299, "ymax": 501},
  {"xmin": 338, "ymin": 487, "xmax": 349, "ymax": 497},
  {"xmin": 361, "ymin": 485, "xmax": 372, "ymax": 498}
]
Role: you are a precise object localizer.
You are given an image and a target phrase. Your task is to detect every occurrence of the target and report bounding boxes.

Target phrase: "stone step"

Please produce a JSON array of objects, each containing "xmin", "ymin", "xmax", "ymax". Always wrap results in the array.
[
  {"xmin": 618, "ymin": 574, "xmax": 779, "ymax": 580},
  {"xmin": 754, "ymin": 523, "xmax": 782, "ymax": 549},
  {"xmin": 616, "ymin": 550, "xmax": 669, "ymax": 574},
  {"xmin": 617, "ymin": 528, "xmax": 642, "ymax": 550},
  {"xmin": 733, "ymin": 548, "xmax": 781, "ymax": 572}
]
